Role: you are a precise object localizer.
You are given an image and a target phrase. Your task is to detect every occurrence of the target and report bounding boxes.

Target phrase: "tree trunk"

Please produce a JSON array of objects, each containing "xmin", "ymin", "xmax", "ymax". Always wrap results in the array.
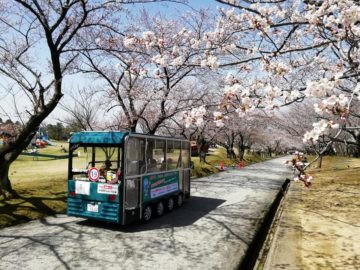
[
  {"xmin": 199, "ymin": 150, "xmax": 206, "ymax": 163},
  {"xmin": 0, "ymin": 160, "xmax": 13, "ymax": 197},
  {"xmin": 317, "ymin": 155, "xmax": 323, "ymax": 168},
  {"xmin": 238, "ymin": 149, "xmax": 245, "ymax": 161},
  {"xmin": 0, "ymin": 141, "xmax": 30, "ymax": 195},
  {"xmin": 226, "ymin": 147, "xmax": 231, "ymax": 158},
  {"xmin": 197, "ymin": 137, "xmax": 207, "ymax": 163},
  {"xmin": 237, "ymin": 143, "xmax": 245, "ymax": 161},
  {"xmin": 226, "ymin": 147, "xmax": 236, "ymax": 159},
  {"xmin": 130, "ymin": 122, "xmax": 137, "ymax": 133},
  {"xmin": 355, "ymin": 134, "xmax": 360, "ymax": 158},
  {"xmin": 0, "ymin": 106, "xmax": 61, "ymax": 195},
  {"xmin": 344, "ymin": 140, "xmax": 350, "ymax": 157},
  {"xmin": 236, "ymin": 134, "xmax": 245, "ymax": 161}
]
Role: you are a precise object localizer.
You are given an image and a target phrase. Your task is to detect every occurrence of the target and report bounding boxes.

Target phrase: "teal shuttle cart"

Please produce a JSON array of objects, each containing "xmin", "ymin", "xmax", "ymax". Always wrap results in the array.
[{"xmin": 67, "ymin": 131, "xmax": 191, "ymax": 225}]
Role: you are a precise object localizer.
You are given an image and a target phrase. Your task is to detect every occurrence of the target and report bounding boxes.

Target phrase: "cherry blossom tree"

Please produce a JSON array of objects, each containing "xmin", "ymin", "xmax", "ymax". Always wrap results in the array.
[
  {"xmin": 184, "ymin": 0, "xmax": 360, "ymax": 165},
  {"xmin": 0, "ymin": 0, "xmax": 176, "ymax": 197},
  {"xmin": 211, "ymin": 112, "xmax": 254, "ymax": 160},
  {"xmin": 59, "ymin": 88, "xmax": 102, "ymax": 131},
  {"xmin": 76, "ymin": 9, "xmax": 213, "ymax": 134}
]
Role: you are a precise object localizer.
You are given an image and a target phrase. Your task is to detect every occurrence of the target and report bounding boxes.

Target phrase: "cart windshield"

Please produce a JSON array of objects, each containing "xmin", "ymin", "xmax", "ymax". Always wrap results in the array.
[{"xmin": 70, "ymin": 145, "xmax": 122, "ymax": 183}]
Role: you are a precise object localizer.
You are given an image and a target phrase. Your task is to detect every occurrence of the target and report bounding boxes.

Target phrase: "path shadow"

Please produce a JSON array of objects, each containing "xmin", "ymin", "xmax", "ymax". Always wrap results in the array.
[{"xmin": 77, "ymin": 196, "xmax": 225, "ymax": 232}]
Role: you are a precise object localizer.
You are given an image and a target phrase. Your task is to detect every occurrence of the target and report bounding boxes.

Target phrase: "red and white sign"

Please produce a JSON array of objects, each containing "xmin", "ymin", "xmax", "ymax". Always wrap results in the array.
[
  {"xmin": 97, "ymin": 183, "xmax": 118, "ymax": 195},
  {"xmin": 88, "ymin": 167, "xmax": 100, "ymax": 182}
]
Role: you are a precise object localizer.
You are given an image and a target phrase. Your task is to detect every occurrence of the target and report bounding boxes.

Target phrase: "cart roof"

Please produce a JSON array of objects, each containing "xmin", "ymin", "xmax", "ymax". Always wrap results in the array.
[{"xmin": 70, "ymin": 131, "xmax": 128, "ymax": 145}]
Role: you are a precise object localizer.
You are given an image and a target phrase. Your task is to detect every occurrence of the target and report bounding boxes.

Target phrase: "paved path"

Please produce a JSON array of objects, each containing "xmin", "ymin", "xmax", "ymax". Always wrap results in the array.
[{"xmin": 0, "ymin": 157, "xmax": 292, "ymax": 270}]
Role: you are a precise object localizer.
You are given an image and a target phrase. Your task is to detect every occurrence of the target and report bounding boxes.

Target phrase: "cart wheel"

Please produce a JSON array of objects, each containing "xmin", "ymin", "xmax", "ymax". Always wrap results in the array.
[
  {"xmin": 167, "ymin": 197, "xmax": 174, "ymax": 212},
  {"xmin": 143, "ymin": 205, "xmax": 152, "ymax": 222},
  {"xmin": 176, "ymin": 194, "xmax": 184, "ymax": 207},
  {"xmin": 156, "ymin": 201, "xmax": 165, "ymax": 216}
]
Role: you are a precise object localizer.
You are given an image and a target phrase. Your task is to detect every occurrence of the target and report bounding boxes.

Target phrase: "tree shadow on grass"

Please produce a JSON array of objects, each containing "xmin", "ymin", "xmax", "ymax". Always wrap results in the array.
[{"xmin": 0, "ymin": 191, "xmax": 67, "ymax": 228}]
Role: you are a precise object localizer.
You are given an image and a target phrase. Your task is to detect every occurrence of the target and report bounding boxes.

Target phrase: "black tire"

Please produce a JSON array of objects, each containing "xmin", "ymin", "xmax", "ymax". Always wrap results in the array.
[
  {"xmin": 156, "ymin": 201, "xmax": 165, "ymax": 216},
  {"xmin": 176, "ymin": 193, "xmax": 184, "ymax": 207},
  {"xmin": 167, "ymin": 197, "xmax": 175, "ymax": 212},
  {"xmin": 143, "ymin": 205, "xmax": 152, "ymax": 222}
]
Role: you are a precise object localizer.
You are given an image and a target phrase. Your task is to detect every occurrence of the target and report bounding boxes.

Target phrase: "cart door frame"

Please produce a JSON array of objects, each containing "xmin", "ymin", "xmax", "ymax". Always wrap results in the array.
[{"xmin": 122, "ymin": 135, "xmax": 145, "ymax": 225}]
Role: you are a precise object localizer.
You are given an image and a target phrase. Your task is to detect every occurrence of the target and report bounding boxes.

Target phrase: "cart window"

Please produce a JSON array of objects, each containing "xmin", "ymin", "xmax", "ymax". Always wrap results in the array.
[
  {"xmin": 166, "ymin": 140, "xmax": 181, "ymax": 170},
  {"xmin": 72, "ymin": 146, "xmax": 93, "ymax": 179},
  {"xmin": 71, "ymin": 146, "xmax": 121, "ymax": 182},
  {"xmin": 126, "ymin": 137, "xmax": 146, "ymax": 176},
  {"xmin": 146, "ymin": 139, "xmax": 166, "ymax": 172}
]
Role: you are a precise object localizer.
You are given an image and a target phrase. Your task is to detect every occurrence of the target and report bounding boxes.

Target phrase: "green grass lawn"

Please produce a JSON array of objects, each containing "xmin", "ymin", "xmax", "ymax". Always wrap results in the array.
[
  {"xmin": 0, "ymin": 143, "xmax": 68, "ymax": 228},
  {"xmin": 191, "ymin": 147, "xmax": 271, "ymax": 178}
]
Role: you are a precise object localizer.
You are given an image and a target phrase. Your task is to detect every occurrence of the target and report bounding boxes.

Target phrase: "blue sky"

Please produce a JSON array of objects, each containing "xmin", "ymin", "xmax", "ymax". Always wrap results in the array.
[
  {"xmin": 129, "ymin": 0, "xmax": 229, "ymax": 19},
  {"xmin": 136, "ymin": 0, "xmax": 221, "ymax": 13}
]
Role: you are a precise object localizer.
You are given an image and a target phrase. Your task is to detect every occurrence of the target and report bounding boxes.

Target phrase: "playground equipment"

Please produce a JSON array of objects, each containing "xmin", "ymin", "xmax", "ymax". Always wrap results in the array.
[
  {"xmin": 42, "ymin": 138, "xmax": 56, "ymax": 146},
  {"xmin": 30, "ymin": 127, "xmax": 57, "ymax": 148},
  {"xmin": 38, "ymin": 127, "xmax": 56, "ymax": 146}
]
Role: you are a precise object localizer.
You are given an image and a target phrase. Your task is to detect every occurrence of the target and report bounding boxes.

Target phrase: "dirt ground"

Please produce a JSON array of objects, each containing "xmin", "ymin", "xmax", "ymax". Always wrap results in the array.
[{"xmin": 264, "ymin": 156, "xmax": 360, "ymax": 270}]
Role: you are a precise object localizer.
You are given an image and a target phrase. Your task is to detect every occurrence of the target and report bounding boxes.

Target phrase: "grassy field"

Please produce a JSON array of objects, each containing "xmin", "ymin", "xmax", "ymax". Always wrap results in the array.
[
  {"xmin": 304, "ymin": 156, "xmax": 360, "ymax": 269},
  {"xmin": 1, "ymin": 142, "xmax": 69, "ymax": 228},
  {"xmin": 1, "ymin": 144, "xmax": 269, "ymax": 229},
  {"xmin": 191, "ymin": 147, "xmax": 270, "ymax": 177},
  {"xmin": 305, "ymin": 155, "xmax": 360, "ymax": 229},
  {"xmin": 271, "ymin": 155, "xmax": 360, "ymax": 269}
]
